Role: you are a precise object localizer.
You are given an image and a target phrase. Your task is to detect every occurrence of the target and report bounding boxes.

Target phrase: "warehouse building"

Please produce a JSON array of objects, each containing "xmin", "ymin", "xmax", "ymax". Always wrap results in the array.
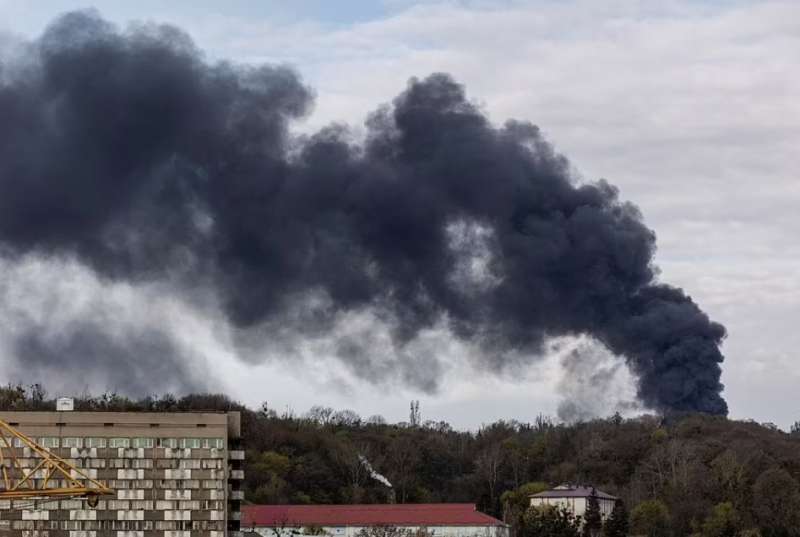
[
  {"xmin": 242, "ymin": 504, "xmax": 508, "ymax": 537},
  {"xmin": 0, "ymin": 409, "xmax": 244, "ymax": 537}
]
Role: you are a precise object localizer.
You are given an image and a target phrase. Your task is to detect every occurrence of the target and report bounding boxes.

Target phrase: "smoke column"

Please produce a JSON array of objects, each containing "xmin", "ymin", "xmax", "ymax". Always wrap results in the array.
[
  {"xmin": 359, "ymin": 455, "xmax": 393, "ymax": 488},
  {"xmin": 0, "ymin": 11, "xmax": 727, "ymax": 414}
]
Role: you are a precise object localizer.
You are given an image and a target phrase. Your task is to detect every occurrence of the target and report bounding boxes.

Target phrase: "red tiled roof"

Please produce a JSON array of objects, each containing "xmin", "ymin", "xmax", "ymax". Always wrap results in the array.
[{"xmin": 242, "ymin": 504, "xmax": 506, "ymax": 528}]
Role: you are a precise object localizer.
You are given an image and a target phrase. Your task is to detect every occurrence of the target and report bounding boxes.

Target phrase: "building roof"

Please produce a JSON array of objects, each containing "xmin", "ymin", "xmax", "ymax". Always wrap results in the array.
[
  {"xmin": 242, "ymin": 504, "xmax": 506, "ymax": 528},
  {"xmin": 531, "ymin": 485, "xmax": 617, "ymax": 501}
]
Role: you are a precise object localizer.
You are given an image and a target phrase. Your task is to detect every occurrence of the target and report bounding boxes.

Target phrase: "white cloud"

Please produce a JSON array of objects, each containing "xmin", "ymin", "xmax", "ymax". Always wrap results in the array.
[{"xmin": 0, "ymin": 1, "xmax": 797, "ymax": 427}]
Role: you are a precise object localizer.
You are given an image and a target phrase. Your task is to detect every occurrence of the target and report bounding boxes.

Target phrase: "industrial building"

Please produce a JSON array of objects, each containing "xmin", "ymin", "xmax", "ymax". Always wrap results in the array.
[
  {"xmin": 0, "ymin": 409, "xmax": 244, "ymax": 537},
  {"xmin": 242, "ymin": 504, "xmax": 508, "ymax": 537}
]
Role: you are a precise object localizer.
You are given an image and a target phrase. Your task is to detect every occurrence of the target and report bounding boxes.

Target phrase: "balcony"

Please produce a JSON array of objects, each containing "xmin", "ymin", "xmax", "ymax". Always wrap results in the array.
[
  {"xmin": 229, "ymin": 450, "xmax": 245, "ymax": 460},
  {"xmin": 229, "ymin": 490, "xmax": 245, "ymax": 501},
  {"xmin": 229, "ymin": 470, "xmax": 244, "ymax": 480}
]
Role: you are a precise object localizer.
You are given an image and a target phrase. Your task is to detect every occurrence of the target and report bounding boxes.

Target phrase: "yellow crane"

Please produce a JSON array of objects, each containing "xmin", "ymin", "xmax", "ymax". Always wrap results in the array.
[{"xmin": 0, "ymin": 419, "xmax": 113, "ymax": 507}]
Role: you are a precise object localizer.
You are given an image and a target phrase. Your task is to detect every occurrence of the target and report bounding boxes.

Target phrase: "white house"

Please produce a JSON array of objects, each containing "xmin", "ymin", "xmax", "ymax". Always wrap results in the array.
[
  {"xmin": 243, "ymin": 504, "xmax": 509, "ymax": 537},
  {"xmin": 529, "ymin": 485, "xmax": 617, "ymax": 519}
]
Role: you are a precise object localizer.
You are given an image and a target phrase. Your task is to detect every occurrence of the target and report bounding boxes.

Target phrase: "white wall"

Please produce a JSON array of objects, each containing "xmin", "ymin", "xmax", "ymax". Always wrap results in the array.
[
  {"xmin": 252, "ymin": 525, "xmax": 508, "ymax": 537},
  {"xmin": 530, "ymin": 497, "xmax": 615, "ymax": 519}
]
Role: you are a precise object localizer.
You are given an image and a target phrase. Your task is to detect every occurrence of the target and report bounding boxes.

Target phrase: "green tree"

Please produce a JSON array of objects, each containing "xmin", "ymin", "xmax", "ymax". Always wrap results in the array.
[
  {"xmin": 502, "ymin": 482, "xmax": 549, "ymax": 537},
  {"xmin": 521, "ymin": 505, "xmax": 580, "ymax": 537},
  {"xmin": 604, "ymin": 500, "xmax": 629, "ymax": 537},
  {"xmin": 630, "ymin": 500, "xmax": 669, "ymax": 537},
  {"xmin": 583, "ymin": 489, "xmax": 603, "ymax": 537},
  {"xmin": 248, "ymin": 451, "xmax": 292, "ymax": 503},
  {"xmin": 700, "ymin": 502, "xmax": 741, "ymax": 537},
  {"xmin": 502, "ymin": 482, "xmax": 550, "ymax": 513}
]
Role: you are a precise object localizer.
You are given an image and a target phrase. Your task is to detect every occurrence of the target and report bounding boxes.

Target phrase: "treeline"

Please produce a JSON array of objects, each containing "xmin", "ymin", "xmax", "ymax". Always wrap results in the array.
[{"xmin": 2, "ymin": 385, "xmax": 800, "ymax": 536}]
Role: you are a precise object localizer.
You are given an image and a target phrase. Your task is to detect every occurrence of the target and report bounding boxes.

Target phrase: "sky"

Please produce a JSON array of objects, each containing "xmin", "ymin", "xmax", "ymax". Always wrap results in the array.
[{"xmin": 0, "ymin": 0, "xmax": 797, "ymax": 429}]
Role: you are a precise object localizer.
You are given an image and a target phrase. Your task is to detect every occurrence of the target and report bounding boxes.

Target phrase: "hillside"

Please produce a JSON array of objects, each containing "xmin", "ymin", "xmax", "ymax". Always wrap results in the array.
[{"xmin": 2, "ymin": 385, "xmax": 799, "ymax": 535}]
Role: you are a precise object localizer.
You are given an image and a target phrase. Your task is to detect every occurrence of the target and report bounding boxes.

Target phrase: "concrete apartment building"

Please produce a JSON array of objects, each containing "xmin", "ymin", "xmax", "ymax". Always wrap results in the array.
[{"xmin": 0, "ymin": 410, "xmax": 244, "ymax": 537}]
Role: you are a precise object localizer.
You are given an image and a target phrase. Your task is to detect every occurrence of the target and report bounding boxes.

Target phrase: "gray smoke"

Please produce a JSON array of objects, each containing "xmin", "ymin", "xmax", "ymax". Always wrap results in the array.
[
  {"xmin": 0, "ymin": 11, "xmax": 727, "ymax": 414},
  {"xmin": 14, "ymin": 321, "xmax": 207, "ymax": 395},
  {"xmin": 555, "ymin": 337, "xmax": 641, "ymax": 423}
]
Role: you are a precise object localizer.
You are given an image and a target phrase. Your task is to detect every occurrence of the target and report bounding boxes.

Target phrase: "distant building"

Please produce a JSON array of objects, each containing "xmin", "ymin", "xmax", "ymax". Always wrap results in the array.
[
  {"xmin": 0, "ymin": 410, "xmax": 244, "ymax": 537},
  {"xmin": 529, "ymin": 485, "xmax": 617, "ymax": 519},
  {"xmin": 243, "ymin": 504, "xmax": 508, "ymax": 537}
]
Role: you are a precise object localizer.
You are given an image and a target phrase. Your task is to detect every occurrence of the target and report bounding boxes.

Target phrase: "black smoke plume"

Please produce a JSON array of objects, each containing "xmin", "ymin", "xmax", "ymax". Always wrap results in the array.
[{"xmin": 0, "ymin": 11, "xmax": 727, "ymax": 414}]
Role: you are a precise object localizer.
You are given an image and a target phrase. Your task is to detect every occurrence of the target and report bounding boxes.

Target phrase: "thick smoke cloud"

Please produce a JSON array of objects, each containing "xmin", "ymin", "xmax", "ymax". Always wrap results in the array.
[
  {"xmin": 13, "ymin": 322, "xmax": 207, "ymax": 395},
  {"xmin": 0, "ymin": 11, "xmax": 727, "ymax": 414}
]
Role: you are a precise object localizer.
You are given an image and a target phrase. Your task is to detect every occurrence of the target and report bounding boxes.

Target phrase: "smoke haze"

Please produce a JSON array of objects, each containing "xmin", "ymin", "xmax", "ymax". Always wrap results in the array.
[{"xmin": 0, "ymin": 10, "xmax": 727, "ymax": 415}]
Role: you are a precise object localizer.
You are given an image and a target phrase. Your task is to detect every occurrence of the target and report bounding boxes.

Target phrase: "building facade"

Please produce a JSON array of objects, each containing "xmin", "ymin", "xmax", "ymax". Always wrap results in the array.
[
  {"xmin": 242, "ymin": 504, "xmax": 508, "ymax": 537},
  {"xmin": 0, "ymin": 410, "xmax": 244, "ymax": 537},
  {"xmin": 529, "ymin": 485, "xmax": 617, "ymax": 519}
]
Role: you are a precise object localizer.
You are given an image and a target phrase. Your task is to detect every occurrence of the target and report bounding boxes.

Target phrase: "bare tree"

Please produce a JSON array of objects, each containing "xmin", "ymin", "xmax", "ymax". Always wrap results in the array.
[
  {"xmin": 331, "ymin": 409, "xmax": 362, "ymax": 428},
  {"xmin": 476, "ymin": 442, "xmax": 504, "ymax": 511},
  {"xmin": 387, "ymin": 437, "xmax": 420, "ymax": 503},
  {"xmin": 409, "ymin": 401, "xmax": 421, "ymax": 427}
]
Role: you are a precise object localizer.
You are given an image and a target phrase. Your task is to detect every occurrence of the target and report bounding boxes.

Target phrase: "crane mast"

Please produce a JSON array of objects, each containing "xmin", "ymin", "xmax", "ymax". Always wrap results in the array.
[{"xmin": 0, "ymin": 419, "xmax": 113, "ymax": 506}]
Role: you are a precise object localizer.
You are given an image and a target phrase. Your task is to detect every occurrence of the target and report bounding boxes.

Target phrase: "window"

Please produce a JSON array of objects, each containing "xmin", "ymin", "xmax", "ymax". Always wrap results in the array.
[
  {"xmin": 156, "ymin": 500, "xmax": 176, "ymax": 510},
  {"xmin": 85, "ymin": 437, "xmax": 107, "ymax": 448},
  {"xmin": 201, "ymin": 438, "xmax": 224, "ymax": 448},
  {"xmin": 61, "ymin": 500, "xmax": 83, "ymax": 510},
  {"xmin": 209, "ymin": 438, "xmax": 225, "ymax": 449},
  {"xmin": 109, "ymin": 437, "xmax": 130, "ymax": 448},
  {"xmin": 61, "ymin": 437, "xmax": 82, "ymax": 448},
  {"xmin": 157, "ymin": 438, "xmax": 178, "ymax": 448},
  {"xmin": 38, "ymin": 437, "xmax": 59, "ymax": 448},
  {"xmin": 132, "ymin": 438, "xmax": 154, "ymax": 448},
  {"xmin": 180, "ymin": 438, "xmax": 202, "ymax": 449}
]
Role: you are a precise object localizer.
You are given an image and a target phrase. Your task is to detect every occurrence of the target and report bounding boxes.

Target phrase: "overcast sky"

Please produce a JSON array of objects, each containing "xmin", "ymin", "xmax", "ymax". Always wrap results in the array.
[{"xmin": 0, "ymin": 0, "xmax": 797, "ymax": 429}]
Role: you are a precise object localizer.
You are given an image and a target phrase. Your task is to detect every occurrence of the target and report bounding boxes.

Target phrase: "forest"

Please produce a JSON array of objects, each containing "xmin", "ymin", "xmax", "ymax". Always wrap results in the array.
[{"xmin": 2, "ymin": 384, "xmax": 799, "ymax": 537}]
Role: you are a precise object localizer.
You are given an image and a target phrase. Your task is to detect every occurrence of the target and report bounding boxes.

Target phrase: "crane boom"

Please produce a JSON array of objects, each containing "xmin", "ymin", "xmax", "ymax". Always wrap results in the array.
[{"xmin": 0, "ymin": 419, "xmax": 113, "ymax": 506}]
